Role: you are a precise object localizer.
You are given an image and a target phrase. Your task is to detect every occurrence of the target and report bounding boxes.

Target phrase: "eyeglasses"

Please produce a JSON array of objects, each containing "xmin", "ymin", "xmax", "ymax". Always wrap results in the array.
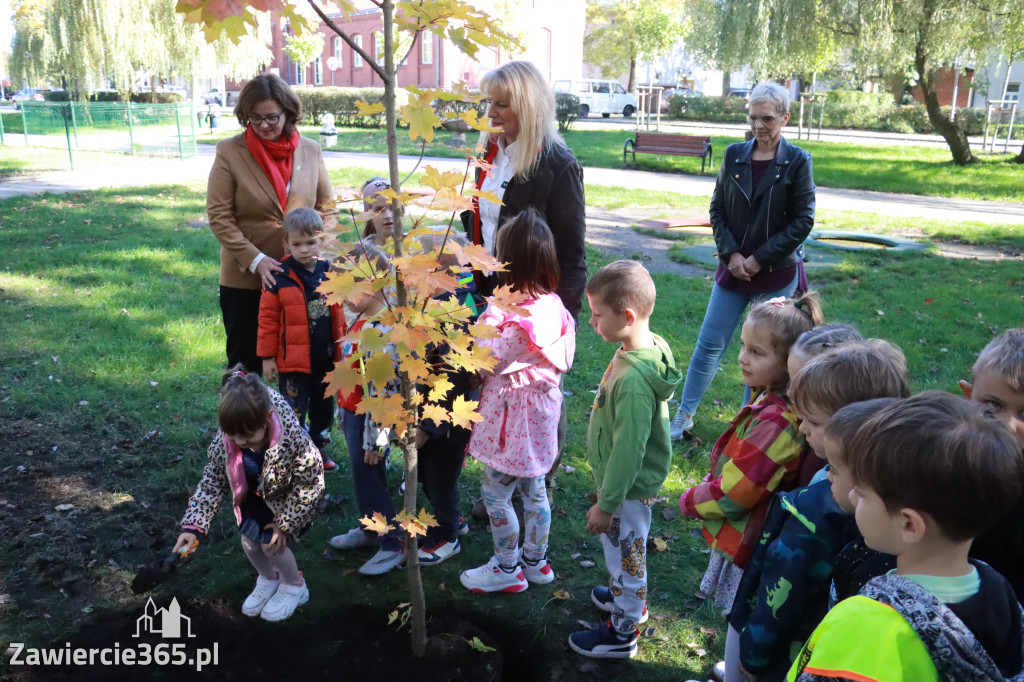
[
  {"xmin": 248, "ymin": 113, "xmax": 283, "ymax": 127},
  {"xmin": 748, "ymin": 114, "xmax": 783, "ymax": 126}
]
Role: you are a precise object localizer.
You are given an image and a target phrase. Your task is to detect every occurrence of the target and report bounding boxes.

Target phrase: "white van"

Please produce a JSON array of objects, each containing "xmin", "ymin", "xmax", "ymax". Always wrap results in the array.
[{"xmin": 552, "ymin": 79, "xmax": 638, "ymax": 118}]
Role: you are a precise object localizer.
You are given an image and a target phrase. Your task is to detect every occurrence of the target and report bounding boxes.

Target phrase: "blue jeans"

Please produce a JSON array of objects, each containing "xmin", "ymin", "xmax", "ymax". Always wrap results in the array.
[
  {"xmin": 341, "ymin": 408, "xmax": 402, "ymax": 551},
  {"xmin": 679, "ymin": 274, "xmax": 798, "ymax": 419}
]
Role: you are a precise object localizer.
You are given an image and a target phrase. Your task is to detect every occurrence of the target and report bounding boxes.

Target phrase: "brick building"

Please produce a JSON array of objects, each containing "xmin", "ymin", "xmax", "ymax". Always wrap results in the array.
[{"xmin": 229, "ymin": 0, "xmax": 584, "ymax": 93}]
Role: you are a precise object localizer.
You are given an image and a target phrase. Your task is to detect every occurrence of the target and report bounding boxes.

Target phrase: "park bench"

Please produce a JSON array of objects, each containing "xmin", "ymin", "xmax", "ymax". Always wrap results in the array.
[{"xmin": 623, "ymin": 132, "xmax": 713, "ymax": 173}]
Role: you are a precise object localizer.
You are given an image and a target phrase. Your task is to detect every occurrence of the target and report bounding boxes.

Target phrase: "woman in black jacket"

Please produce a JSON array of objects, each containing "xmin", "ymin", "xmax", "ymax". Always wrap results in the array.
[
  {"xmin": 463, "ymin": 60, "xmax": 587, "ymax": 322},
  {"xmin": 670, "ymin": 81, "xmax": 816, "ymax": 439}
]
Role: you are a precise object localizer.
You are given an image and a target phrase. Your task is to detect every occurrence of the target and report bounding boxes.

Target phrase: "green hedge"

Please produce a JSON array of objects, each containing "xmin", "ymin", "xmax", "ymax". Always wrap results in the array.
[
  {"xmin": 43, "ymin": 90, "xmax": 70, "ymax": 102},
  {"xmin": 89, "ymin": 91, "xmax": 123, "ymax": 102},
  {"xmin": 292, "ymin": 86, "xmax": 407, "ymax": 127},
  {"xmin": 666, "ymin": 89, "xmax": 1014, "ymax": 138}
]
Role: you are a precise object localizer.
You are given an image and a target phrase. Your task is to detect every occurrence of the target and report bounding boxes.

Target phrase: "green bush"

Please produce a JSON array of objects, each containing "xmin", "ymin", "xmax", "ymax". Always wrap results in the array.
[
  {"xmin": 89, "ymin": 91, "xmax": 122, "ymax": 102},
  {"xmin": 292, "ymin": 86, "xmax": 410, "ymax": 128},
  {"xmin": 671, "ymin": 95, "xmax": 748, "ymax": 123},
  {"xmin": 130, "ymin": 91, "xmax": 184, "ymax": 104},
  {"xmin": 555, "ymin": 92, "xmax": 579, "ymax": 132},
  {"xmin": 43, "ymin": 90, "xmax": 70, "ymax": 102}
]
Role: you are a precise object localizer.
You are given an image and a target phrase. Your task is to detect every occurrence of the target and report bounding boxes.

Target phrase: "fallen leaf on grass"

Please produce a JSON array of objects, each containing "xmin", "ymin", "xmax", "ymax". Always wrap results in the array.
[
  {"xmin": 54, "ymin": 504, "xmax": 74, "ymax": 512},
  {"xmin": 579, "ymin": 560, "xmax": 596, "ymax": 568},
  {"xmin": 650, "ymin": 537, "xmax": 668, "ymax": 552},
  {"xmin": 551, "ymin": 589, "xmax": 571, "ymax": 600}
]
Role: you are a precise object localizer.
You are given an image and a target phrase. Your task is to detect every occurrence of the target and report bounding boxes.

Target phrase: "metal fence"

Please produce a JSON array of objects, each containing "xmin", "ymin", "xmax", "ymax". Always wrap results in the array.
[{"xmin": 1, "ymin": 101, "xmax": 198, "ymax": 168}]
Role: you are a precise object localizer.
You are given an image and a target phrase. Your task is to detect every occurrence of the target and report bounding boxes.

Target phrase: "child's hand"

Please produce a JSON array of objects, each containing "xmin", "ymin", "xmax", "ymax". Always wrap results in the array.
[
  {"xmin": 364, "ymin": 449, "xmax": 383, "ymax": 465},
  {"xmin": 585, "ymin": 504, "xmax": 613, "ymax": 534},
  {"xmin": 262, "ymin": 358, "xmax": 279, "ymax": 383},
  {"xmin": 172, "ymin": 532, "xmax": 198, "ymax": 554},
  {"xmin": 262, "ymin": 523, "xmax": 290, "ymax": 555}
]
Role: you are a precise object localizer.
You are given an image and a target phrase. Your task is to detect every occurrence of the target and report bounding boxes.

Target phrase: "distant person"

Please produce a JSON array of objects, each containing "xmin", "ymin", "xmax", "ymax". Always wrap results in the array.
[
  {"xmin": 568, "ymin": 260, "xmax": 681, "ymax": 659},
  {"xmin": 173, "ymin": 367, "xmax": 324, "ymax": 622},
  {"xmin": 256, "ymin": 207, "xmax": 343, "ymax": 472},
  {"xmin": 787, "ymin": 393, "xmax": 1024, "ymax": 681},
  {"xmin": 207, "ymin": 72, "xmax": 337, "ymax": 373},
  {"xmin": 671, "ymin": 81, "xmax": 815, "ymax": 440}
]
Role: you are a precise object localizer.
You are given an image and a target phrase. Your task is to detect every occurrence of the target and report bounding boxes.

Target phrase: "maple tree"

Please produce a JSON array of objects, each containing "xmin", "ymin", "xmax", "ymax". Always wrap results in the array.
[{"xmin": 177, "ymin": 0, "xmax": 517, "ymax": 657}]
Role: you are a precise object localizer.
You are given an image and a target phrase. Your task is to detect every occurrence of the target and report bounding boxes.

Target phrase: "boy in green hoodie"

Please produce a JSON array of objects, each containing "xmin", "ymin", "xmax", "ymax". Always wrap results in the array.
[{"xmin": 569, "ymin": 260, "xmax": 682, "ymax": 660}]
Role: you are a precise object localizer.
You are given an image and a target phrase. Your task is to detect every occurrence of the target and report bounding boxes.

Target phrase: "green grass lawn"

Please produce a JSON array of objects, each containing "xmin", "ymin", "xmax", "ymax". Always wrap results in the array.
[
  {"xmin": 195, "ymin": 124, "xmax": 1024, "ymax": 203},
  {"xmin": 1, "ymin": 177, "xmax": 1021, "ymax": 679}
]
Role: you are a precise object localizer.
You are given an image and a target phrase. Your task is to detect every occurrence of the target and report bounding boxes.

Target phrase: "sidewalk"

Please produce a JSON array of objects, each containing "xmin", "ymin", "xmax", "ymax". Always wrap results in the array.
[{"xmin": 1, "ymin": 146, "xmax": 1022, "ymax": 226}]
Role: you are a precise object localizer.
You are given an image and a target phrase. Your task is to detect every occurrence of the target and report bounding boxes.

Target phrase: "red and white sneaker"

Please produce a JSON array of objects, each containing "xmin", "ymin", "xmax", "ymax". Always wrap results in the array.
[
  {"xmin": 459, "ymin": 556, "xmax": 528, "ymax": 593},
  {"xmin": 521, "ymin": 556, "xmax": 555, "ymax": 584}
]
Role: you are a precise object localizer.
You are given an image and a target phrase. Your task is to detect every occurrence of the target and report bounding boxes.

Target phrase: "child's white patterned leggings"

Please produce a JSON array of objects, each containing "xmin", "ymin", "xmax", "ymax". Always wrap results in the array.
[
  {"xmin": 480, "ymin": 465, "xmax": 550, "ymax": 568},
  {"xmin": 600, "ymin": 497, "xmax": 653, "ymax": 635}
]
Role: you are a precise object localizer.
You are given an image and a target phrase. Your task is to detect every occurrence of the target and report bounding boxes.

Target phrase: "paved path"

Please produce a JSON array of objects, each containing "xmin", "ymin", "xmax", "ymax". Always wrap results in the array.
[{"xmin": 1, "ymin": 146, "xmax": 1023, "ymax": 227}]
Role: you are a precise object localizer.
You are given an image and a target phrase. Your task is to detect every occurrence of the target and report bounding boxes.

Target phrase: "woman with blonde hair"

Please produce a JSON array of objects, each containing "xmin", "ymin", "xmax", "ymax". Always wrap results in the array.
[{"xmin": 462, "ymin": 60, "xmax": 587, "ymax": 322}]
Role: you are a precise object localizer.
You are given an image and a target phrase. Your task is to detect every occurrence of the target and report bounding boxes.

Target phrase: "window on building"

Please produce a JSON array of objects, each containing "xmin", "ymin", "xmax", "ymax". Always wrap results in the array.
[
  {"xmin": 314, "ymin": 57, "xmax": 323, "ymax": 85},
  {"xmin": 353, "ymin": 34, "xmax": 363, "ymax": 67},
  {"xmin": 295, "ymin": 62, "xmax": 305, "ymax": 85},
  {"xmin": 334, "ymin": 37, "xmax": 343, "ymax": 68},
  {"xmin": 421, "ymin": 32, "xmax": 433, "ymax": 65},
  {"xmin": 1007, "ymin": 83, "xmax": 1020, "ymax": 101},
  {"xmin": 373, "ymin": 32, "xmax": 383, "ymax": 62}
]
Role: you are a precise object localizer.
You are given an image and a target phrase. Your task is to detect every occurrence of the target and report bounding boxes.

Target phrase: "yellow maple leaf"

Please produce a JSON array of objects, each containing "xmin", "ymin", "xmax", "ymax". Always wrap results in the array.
[
  {"xmin": 357, "ymin": 393, "xmax": 413, "ymax": 438},
  {"xmin": 652, "ymin": 537, "xmax": 669, "ymax": 552},
  {"xmin": 400, "ymin": 354, "xmax": 434, "ymax": 384},
  {"xmin": 427, "ymin": 374, "xmax": 455, "ymax": 403},
  {"xmin": 401, "ymin": 98, "xmax": 440, "ymax": 143},
  {"xmin": 354, "ymin": 100, "xmax": 385, "ymax": 117},
  {"xmin": 468, "ymin": 187, "xmax": 504, "ymax": 206},
  {"xmin": 460, "ymin": 109, "xmax": 502, "ymax": 133},
  {"xmin": 360, "ymin": 511, "xmax": 394, "ymax": 535},
  {"xmin": 429, "ymin": 188, "xmax": 475, "ymax": 213},
  {"xmin": 363, "ymin": 352, "xmax": 396, "ymax": 388},
  {"xmin": 421, "ymin": 403, "xmax": 450, "ymax": 427},
  {"xmin": 458, "ymin": 243, "xmax": 504, "ymax": 276},
  {"xmin": 358, "ymin": 325, "xmax": 387, "ymax": 353},
  {"xmin": 450, "ymin": 395, "xmax": 483, "ymax": 430},
  {"xmin": 488, "ymin": 284, "xmax": 532, "ymax": 317},
  {"xmin": 422, "ymin": 166, "xmax": 465, "ymax": 191},
  {"xmin": 395, "ymin": 508, "xmax": 439, "ymax": 538}
]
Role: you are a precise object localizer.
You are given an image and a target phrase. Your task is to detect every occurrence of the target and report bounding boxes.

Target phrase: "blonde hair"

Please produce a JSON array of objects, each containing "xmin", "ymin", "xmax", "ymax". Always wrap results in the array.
[
  {"xmin": 479, "ymin": 61, "xmax": 561, "ymax": 180},
  {"xmin": 972, "ymin": 328, "xmax": 1024, "ymax": 393},
  {"xmin": 586, "ymin": 260, "xmax": 656, "ymax": 318}
]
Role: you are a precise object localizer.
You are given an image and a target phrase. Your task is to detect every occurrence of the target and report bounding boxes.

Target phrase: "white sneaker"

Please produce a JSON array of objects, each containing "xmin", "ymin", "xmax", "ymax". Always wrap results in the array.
[
  {"xmin": 260, "ymin": 579, "xmax": 309, "ymax": 622},
  {"xmin": 418, "ymin": 539, "xmax": 461, "ymax": 566},
  {"xmin": 460, "ymin": 556, "xmax": 528, "ymax": 593},
  {"xmin": 329, "ymin": 527, "xmax": 376, "ymax": 550},
  {"xmin": 241, "ymin": 575, "xmax": 280, "ymax": 617},
  {"xmin": 521, "ymin": 556, "xmax": 556, "ymax": 584},
  {"xmin": 358, "ymin": 548, "xmax": 406, "ymax": 576},
  {"xmin": 670, "ymin": 408, "xmax": 694, "ymax": 440}
]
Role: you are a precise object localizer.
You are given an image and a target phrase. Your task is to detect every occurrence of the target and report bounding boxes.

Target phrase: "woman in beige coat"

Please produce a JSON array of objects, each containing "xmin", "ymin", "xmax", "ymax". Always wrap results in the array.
[{"xmin": 207, "ymin": 72, "xmax": 338, "ymax": 372}]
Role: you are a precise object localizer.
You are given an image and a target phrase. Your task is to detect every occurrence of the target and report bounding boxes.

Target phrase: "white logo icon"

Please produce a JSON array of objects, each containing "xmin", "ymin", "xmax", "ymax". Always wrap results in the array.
[{"xmin": 133, "ymin": 597, "xmax": 195, "ymax": 638}]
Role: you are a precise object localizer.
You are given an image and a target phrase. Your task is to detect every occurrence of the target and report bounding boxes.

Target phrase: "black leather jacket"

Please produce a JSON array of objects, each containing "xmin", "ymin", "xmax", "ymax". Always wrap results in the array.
[
  {"xmin": 462, "ymin": 140, "xmax": 587, "ymax": 322},
  {"xmin": 711, "ymin": 137, "xmax": 815, "ymax": 272}
]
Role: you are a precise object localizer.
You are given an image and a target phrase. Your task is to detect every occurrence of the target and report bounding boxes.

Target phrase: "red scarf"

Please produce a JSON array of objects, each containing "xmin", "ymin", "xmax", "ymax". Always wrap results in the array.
[{"xmin": 244, "ymin": 127, "xmax": 299, "ymax": 209}]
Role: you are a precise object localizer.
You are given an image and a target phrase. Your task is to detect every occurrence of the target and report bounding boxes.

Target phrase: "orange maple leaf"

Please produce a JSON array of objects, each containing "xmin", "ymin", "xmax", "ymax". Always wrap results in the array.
[
  {"xmin": 488, "ymin": 284, "xmax": 532, "ymax": 317},
  {"xmin": 395, "ymin": 508, "xmax": 439, "ymax": 538},
  {"xmin": 360, "ymin": 511, "xmax": 394, "ymax": 535},
  {"xmin": 325, "ymin": 362, "xmax": 364, "ymax": 402}
]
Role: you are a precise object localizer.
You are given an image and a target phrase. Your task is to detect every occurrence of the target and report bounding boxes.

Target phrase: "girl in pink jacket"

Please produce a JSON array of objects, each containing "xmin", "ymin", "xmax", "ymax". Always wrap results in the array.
[{"xmin": 460, "ymin": 208, "xmax": 576, "ymax": 594}]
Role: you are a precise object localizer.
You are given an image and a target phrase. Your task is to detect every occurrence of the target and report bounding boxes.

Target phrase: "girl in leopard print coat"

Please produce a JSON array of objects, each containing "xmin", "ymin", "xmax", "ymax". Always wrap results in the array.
[{"xmin": 173, "ymin": 368, "xmax": 325, "ymax": 621}]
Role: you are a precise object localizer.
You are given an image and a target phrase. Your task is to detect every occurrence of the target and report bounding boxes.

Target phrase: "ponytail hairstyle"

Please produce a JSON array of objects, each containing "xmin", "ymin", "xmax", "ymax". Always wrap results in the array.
[
  {"xmin": 746, "ymin": 291, "xmax": 824, "ymax": 359},
  {"xmin": 218, "ymin": 365, "xmax": 272, "ymax": 436},
  {"xmin": 493, "ymin": 207, "xmax": 560, "ymax": 298}
]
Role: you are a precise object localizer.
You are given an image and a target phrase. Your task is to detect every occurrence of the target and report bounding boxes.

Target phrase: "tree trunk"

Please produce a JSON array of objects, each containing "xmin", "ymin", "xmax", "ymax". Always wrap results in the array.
[
  {"xmin": 722, "ymin": 70, "xmax": 731, "ymax": 95},
  {"xmin": 914, "ymin": 36, "xmax": 973, "ymax": 164},
  {"xmin": 627, "ymin": 55, "xmax": 636, "ymax": 92}
]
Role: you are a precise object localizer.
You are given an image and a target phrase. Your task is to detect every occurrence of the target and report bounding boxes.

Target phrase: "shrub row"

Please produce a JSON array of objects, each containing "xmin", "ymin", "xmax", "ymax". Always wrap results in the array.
[
  {"xmin": 293, "ymin": 86, "xmax": 399, "ymax": 127},
  {"xmin": 667, "ymin": 89, "xmax": 1013, "ymax": 137}
]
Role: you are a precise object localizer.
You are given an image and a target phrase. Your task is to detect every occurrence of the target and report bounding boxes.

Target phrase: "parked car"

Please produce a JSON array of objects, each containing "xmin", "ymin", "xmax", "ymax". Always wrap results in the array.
[
  {"xmin": 552, "ymin": 79, "xmax": 638, "ymax": 118},
  {"xmin": 729, "ymin": 87, "xmax": 752, "ymax": 100},
  {"xmin": 12, "ymin": 88, "xmax": 44, "ymax": 109},
  {"xmin": 659, "ymin": 87, "xmax": 703, "ymax": 112},
  {"xmin": 203, "ymin": 88, "xmax": 226, "ymax": 105}
]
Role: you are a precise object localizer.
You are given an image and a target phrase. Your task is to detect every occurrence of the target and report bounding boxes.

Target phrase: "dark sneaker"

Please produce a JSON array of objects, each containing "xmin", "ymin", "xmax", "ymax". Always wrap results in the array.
[
  {"xmin": 457, "ymin": 515, "xmax": 470, "ymax": 536},
  {"xmin": 418, "ymin": 539, "xmax": 461, "ymax": 566},
  {"xmin": 568, "ymin": 621, "xmax": 638, "ymax": 659},
  {"xmin": 591, "ymin": 585, "xmax": 649, "ymax": 624}
]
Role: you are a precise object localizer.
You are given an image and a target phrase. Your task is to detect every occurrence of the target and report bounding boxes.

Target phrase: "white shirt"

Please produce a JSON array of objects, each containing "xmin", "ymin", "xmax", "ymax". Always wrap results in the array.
[{"xmin": 478, "ymin": 137, "xmax": 518, "ymax": 253}]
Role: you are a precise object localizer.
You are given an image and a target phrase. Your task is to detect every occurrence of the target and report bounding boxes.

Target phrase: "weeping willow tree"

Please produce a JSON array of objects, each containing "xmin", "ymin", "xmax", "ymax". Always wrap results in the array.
[{"xmin": 10, "ymin": 0, "xmax": 271, "ymax": 97}]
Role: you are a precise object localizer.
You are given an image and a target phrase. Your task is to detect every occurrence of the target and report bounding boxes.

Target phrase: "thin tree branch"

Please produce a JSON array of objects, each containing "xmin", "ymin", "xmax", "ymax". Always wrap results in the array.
[{"xmin": 306, "ymin": 0, "xmax": 388, "ymax": 81}]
